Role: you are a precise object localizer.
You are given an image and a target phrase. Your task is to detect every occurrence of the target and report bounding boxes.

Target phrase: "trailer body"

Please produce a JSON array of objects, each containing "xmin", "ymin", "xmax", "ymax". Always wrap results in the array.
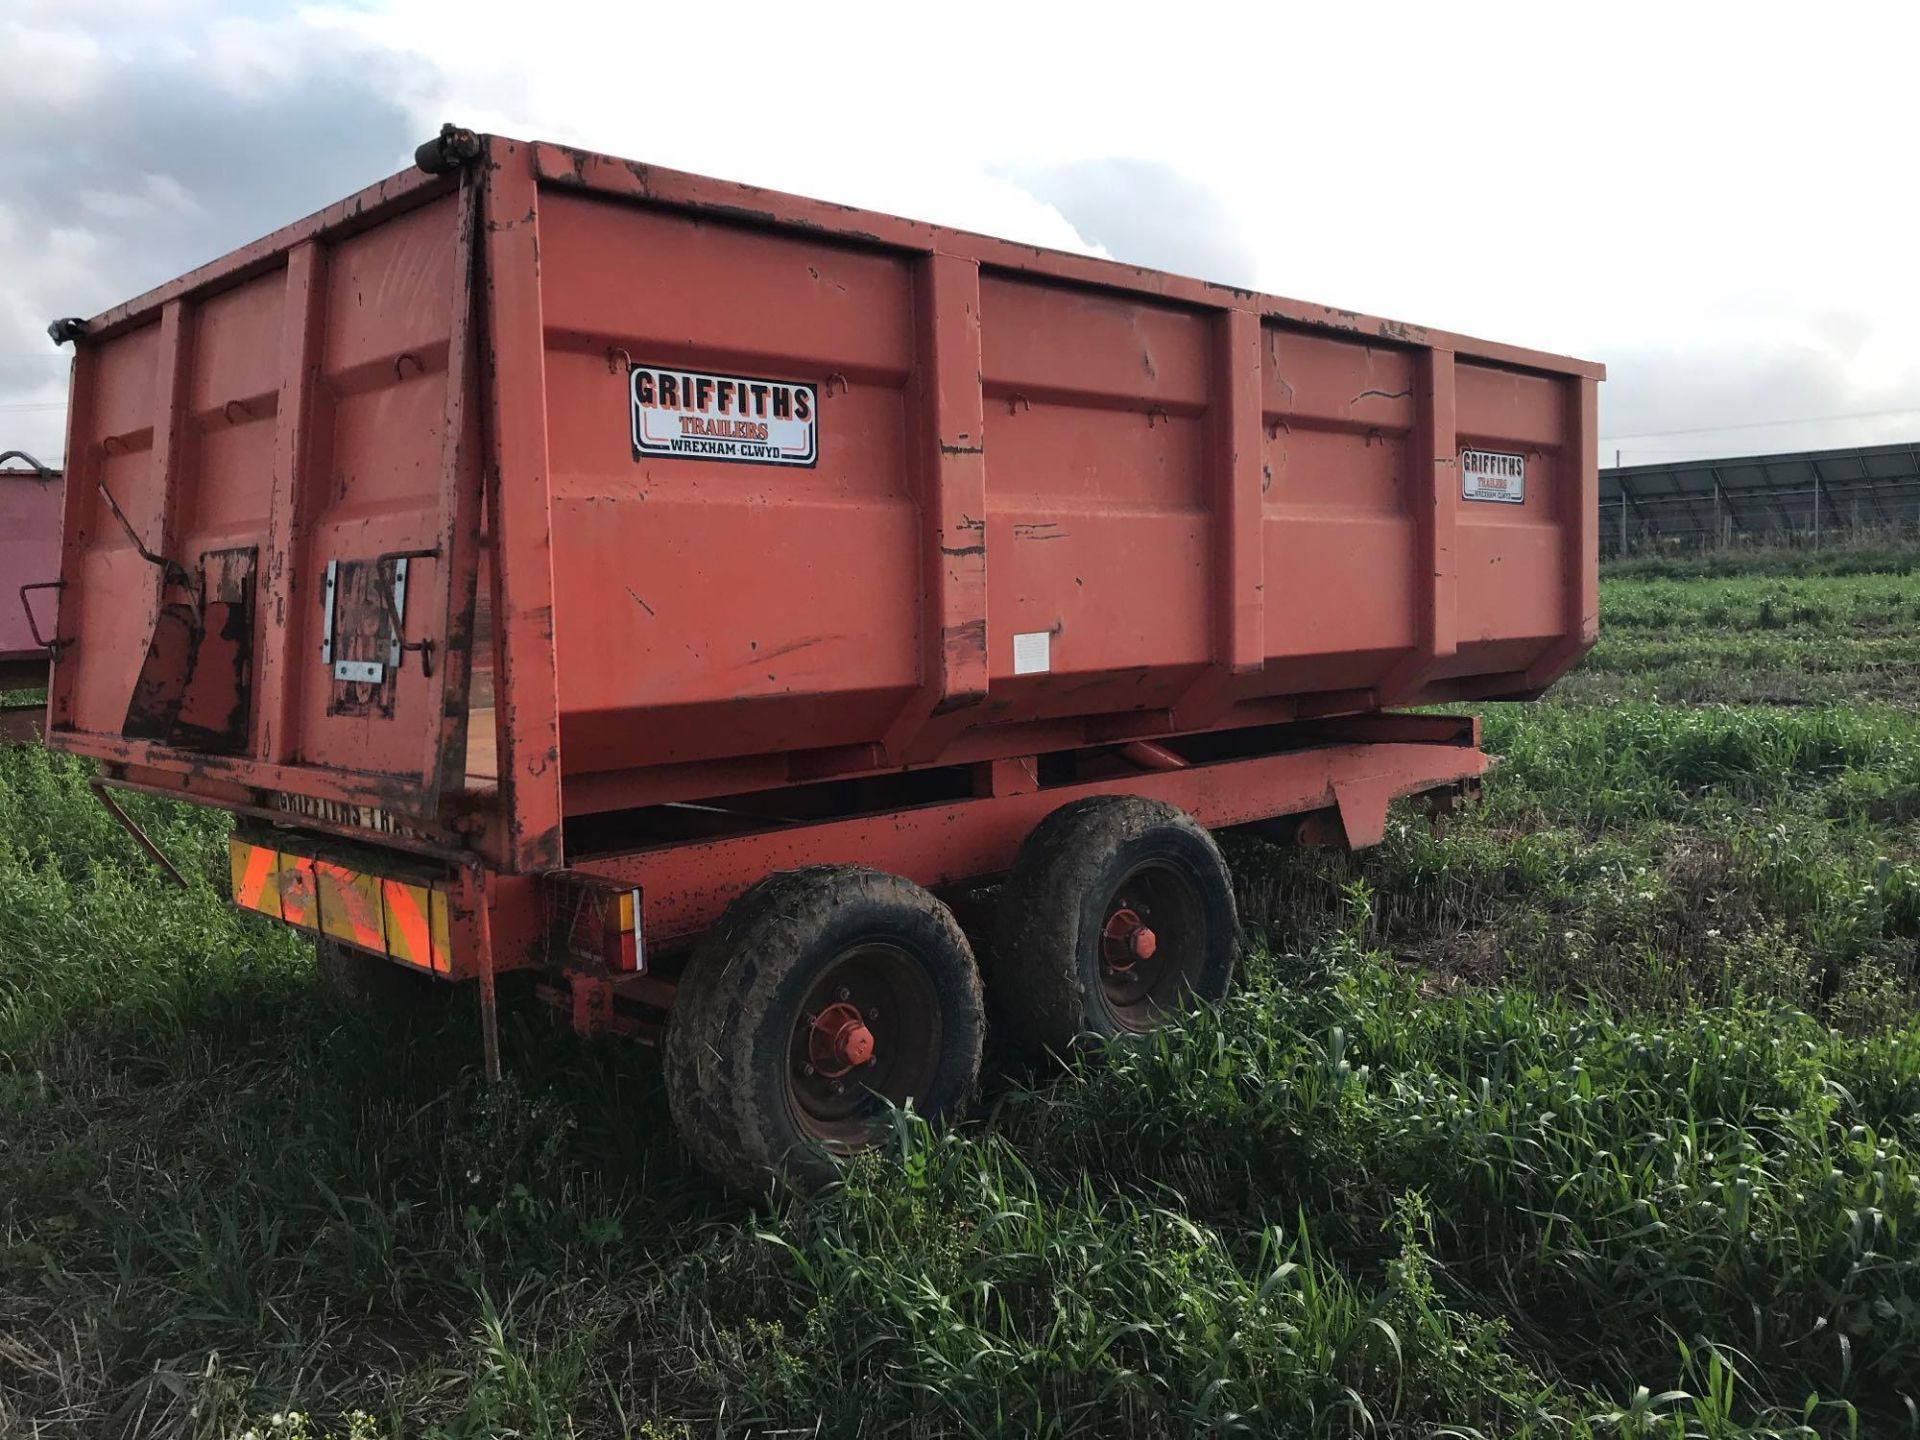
[
  {"xmin": 43, "ymin": 133, "xmax": 1600, "ymax": 1082},
  {"xmin": 2, "ymin": 454, "xmax": 63, "ymax": 741}
]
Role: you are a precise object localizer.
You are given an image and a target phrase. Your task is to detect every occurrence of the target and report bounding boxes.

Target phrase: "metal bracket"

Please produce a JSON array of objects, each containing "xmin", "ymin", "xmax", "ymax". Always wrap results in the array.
[
  {"xmin": 18, "ymin": 580, "xmax": 64, "ymax": 652},
  {"xmin": 320, "ymin": 560, "xmax": 337, "ymax": 664},
  {"xmin": 321, "ymin": 550, "xmax": 436, "ymax": 684},
  {"xmin": 90, "ymin": 780, "xmax": 187, "ymax": 889},
  {"xmin": 376, "ymin": 548, "xmax": 439, "ymax": 678},
  {"xmin": 388, "ymin": 557, "xmax": 410, "ymax": 669},
  {"xmin": 98, "ymin": 478, "xmax": 195, "ymax": 595}
]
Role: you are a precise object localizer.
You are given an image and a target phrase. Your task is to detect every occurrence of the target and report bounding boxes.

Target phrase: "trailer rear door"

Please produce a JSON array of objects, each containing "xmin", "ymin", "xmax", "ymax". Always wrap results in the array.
[{"xmin": 48, "ymin": 172, "xmax": 483, "ymax": 821}]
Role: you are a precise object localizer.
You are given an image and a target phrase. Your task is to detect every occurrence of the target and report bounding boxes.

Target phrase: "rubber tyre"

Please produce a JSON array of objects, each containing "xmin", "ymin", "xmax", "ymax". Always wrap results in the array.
[
  {"xmin": 314, "ymin": 937, "xmax": 452, "ymax": 1023},
  {"xmin": 662, "ymin": 866, "xmax": 986, "ymax": 1195},
  {"xmin": 987, "ymin": 795, "xmax": 1237, "ymax": 1058}
]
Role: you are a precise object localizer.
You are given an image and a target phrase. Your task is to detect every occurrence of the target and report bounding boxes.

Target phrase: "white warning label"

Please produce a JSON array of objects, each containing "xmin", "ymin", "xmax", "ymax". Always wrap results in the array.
[
  {"xmin": 1012, "ymin": 631, "xmax": 1052, "ymax": 676},
  {"xmin": 1461, "ymin": 449, "xmax": 1526, "ymax": 504},
  {"xmin": 630, "ymin": 365, "xmax": 817, "ymax": 467}
]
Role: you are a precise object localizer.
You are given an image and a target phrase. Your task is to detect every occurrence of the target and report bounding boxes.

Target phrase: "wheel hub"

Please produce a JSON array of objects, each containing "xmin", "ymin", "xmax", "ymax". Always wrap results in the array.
[
  {"xmin": 808, "ymin": 1001, "xmax": 876, "ymax": 1079},
  {"xmin": 1101, "ymin": 907, "xmax": 1157, "ymax": 971}
]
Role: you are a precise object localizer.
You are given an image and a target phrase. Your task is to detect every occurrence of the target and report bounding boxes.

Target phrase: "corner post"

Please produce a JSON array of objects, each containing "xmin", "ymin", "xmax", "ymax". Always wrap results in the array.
[{"xmin": 479, "ymin": 138, "xmax": 565, "ymax": 872}]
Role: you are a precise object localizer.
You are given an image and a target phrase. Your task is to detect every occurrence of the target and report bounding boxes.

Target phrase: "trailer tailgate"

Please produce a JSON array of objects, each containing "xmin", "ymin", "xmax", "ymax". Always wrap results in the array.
[{"xmin": 46, "ymin": 171, "xmax": 484, "ymax": 822}]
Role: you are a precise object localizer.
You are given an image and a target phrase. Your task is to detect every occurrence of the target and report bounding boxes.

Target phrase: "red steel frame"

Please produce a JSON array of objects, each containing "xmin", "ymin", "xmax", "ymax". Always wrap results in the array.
[
  {"xmin": 574, "ymin": 717, "xmax": 1490, "ymax": 953},
  {"xmin": 42, "ymin": 134, "xmax": 1596, "ymax": 1029}
]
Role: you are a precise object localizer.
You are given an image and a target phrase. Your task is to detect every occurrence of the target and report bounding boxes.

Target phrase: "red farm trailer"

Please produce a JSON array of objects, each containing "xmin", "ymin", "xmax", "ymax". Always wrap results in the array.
[
  {"xmin": 41, "ymin": 126, "xmax": 1600, "ymax": 1188},
  {"xmin": 2, "ymin": 450, "xmax": 63, "ymax": 743}
]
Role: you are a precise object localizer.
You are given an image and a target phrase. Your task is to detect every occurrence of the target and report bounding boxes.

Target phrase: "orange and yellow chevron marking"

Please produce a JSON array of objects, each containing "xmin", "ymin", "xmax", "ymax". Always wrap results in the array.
[
  {"xmin": 278, "ymin": 853, "xmax": 319, "ymax": 931},
  {"xmin": 229, "ymin": 841, "xmax": 280, "ymax": 918},
  {"xmin": 382, "ymin": 877, "xmax": 431, "ymax": 969},
  {"xmin": 381, "ymin": 878, "xmax": 450, "ymax": 974},
  {"xmin": 227, "ymin": 838, "xmax": 454, "ymax": 973},
  {"xmin": 316, "ymin": 860, "xmax": 386, "ymax": 950}
]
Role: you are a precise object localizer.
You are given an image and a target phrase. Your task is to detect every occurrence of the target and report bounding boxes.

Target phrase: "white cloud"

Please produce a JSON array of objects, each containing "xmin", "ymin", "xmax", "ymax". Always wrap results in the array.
[{"xmin": 77, "ymin": 173, "xmax": 204, "ymax": 222}]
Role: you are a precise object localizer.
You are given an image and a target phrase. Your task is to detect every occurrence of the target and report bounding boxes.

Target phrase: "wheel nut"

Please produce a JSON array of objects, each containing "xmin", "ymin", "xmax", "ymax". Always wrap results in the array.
[
  {"xmin": 1101, "ymin": 907, "xmax": 1156, "ymax": 970},
  {"xmin": 807, "ymin": 1001, "xmax": 876, "ymax": 1079}
]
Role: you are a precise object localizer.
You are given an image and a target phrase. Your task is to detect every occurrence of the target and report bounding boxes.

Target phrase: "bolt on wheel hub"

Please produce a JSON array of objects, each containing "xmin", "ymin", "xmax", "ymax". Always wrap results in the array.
[
  {"xmin": 1101, "ymin": 907, "xmax": 1157, "ymax": 971},
  {"xmin": 808, "ymin": 1001, "xmax": 876, "ymax": 1078}
]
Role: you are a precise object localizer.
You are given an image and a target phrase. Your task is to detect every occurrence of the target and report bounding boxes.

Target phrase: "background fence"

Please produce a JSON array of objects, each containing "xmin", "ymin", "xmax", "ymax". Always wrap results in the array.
[{"xmin": 1599, "ymin": 441, "xmax": 1920, "ymax": 558}]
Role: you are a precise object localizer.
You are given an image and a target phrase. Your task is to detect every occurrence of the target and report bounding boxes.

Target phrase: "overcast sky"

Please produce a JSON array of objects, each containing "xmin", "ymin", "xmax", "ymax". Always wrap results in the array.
[{"xmin": 4, "ymin": 0, "xmax": 1917, "ymax": 469}]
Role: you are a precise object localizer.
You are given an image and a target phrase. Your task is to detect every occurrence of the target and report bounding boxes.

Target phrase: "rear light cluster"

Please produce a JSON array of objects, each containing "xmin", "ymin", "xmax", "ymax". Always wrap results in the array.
[{"xmin": 552, "ymin": 875, "xmax": 647, "ymax": 975}]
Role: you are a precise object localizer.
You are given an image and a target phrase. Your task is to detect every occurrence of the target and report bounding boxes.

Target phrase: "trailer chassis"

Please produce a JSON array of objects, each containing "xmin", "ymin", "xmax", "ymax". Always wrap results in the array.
[{"xmin": 110, "ymin": 711, "xmax": 1484, "ymax": 1057}]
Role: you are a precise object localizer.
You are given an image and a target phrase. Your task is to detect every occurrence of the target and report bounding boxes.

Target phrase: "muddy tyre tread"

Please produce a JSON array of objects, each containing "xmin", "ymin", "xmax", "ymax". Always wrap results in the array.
[
  {"xmin": 663, "ymin": 865, "xmax": 985, "ymax": 1194},
  {"xmin": 986, "ymin": 795, "xmax": 1236, "ymax": 1058}
]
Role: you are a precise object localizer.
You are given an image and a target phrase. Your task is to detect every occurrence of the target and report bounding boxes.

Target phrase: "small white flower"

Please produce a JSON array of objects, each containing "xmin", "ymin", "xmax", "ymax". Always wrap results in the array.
[{"xmin": 1706, "ymin": 928, "xmax": 1721, "ymax": 938}]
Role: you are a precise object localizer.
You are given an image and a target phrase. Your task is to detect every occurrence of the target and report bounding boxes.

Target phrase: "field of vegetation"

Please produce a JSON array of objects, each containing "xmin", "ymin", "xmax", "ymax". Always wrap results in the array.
[{"xmin": 3, "ymin": 542, "xmax": 1917, "ymax": 1438}]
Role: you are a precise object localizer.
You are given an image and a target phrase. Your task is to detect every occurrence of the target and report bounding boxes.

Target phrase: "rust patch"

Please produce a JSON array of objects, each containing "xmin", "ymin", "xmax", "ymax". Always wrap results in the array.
[
  {"xmin": 122, "ymin": 546, "xmax": 257, "ymax": 755},
  {"xmin": 122, "ymin": 603, "xmax": 199, "ymax": 742}
]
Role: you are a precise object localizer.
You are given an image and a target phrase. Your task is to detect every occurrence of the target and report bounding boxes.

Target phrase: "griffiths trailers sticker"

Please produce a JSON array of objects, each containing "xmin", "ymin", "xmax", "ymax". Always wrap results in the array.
[
  {"xmin": 629, "ymin": 364, "xmax": 817, "ymax": 467},
  {"xmin": 1460, "ymin": 448, "xmax": 1526, "ymax": 504}
]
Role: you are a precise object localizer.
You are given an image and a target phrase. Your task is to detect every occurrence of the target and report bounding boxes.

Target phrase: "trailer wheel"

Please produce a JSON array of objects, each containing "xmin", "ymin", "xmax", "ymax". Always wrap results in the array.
[
  {"xmin": 988, "ymin": 795, "xmax": 1236, "ymax": 1057},
  {"xmin": 314, "ymin": 937, "xmax": 450, "ymax": 1023},
  {"xmin": 663, "ymin": 866, "xmax": 986, "ymax": 1193}
]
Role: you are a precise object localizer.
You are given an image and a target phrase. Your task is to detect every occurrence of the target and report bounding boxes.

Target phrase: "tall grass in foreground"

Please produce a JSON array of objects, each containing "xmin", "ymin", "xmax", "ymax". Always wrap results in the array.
[
  {"xmin": 5, "ymin": 566, "xmax": 1920, "ymax": 1436},
  {"xmin": 1, "ymin": 736, "xmax": 1915, "ymax": 1434}
]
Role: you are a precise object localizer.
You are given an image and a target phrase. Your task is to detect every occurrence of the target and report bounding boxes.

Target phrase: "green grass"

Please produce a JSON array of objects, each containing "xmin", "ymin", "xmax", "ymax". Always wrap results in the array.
[
  {"xmin": 1606, "ymin": 535, "xmax": 1920, "ymax": 583},
  {"xmin": 3, "ymin": 547, "xmax": 1919, "ymax": 1437},
  {"xmin": 1556, "ymin": 569, "xmax": 1920, "ymax": 707},
  {"xmin": 1236, "ymin": 703, "xmax": 1920, "ymax": 1024}
]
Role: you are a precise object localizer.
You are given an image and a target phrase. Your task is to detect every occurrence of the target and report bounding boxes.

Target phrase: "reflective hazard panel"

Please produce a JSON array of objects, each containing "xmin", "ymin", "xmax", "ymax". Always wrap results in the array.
[
  {"xmin": 230, "ymin": 840, "xmax": 280, "ymax": 918},
  {"xmin": 278, "ymin": 853, "xmax": 319, "ymax": 931},
  {"xmin": 227, "ymin": 838, "xmax": 450, "ymax": 975},
  {"xmin": 316, "ymin": 861, "xmax": 386, "ymax": 950},
  {"xmin": 382, "ymin": 877, "xmax": 451, "ymax": 974}
]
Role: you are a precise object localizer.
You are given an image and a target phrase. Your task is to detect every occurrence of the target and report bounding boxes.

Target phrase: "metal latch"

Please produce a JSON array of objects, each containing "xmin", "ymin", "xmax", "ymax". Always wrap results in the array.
[{"xmin": 321, "ymin": 550, "xmax": 432, "ymax": 685}]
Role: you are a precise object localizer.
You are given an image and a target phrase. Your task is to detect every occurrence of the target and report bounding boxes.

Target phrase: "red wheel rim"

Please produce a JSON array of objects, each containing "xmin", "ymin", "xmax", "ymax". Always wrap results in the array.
[
  {"xmin": 1095, "ymin": 860, "xmax": 1204, "ymax": 1032},
  {"xmin": 785, "ymin": 942, "xmax": 941, "ymax": 1150}
]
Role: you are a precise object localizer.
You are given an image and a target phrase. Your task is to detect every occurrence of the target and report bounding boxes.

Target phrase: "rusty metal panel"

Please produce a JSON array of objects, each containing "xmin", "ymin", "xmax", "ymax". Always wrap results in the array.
[
  {"xmin": 537, "ymin": 183, "xmax": 920, "ymax": 781},
  {"xmin": 44, "ymin": 130, "xmax": 1599, "ymax": 867},
  {"xmin": 47, "ymin": 175, "xmax": 482, "ymax": 827}
]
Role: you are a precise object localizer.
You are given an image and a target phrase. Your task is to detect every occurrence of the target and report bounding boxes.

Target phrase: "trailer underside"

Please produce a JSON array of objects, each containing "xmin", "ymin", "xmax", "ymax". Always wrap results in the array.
[{"xmin": 187, "ymin": 711, "xmax": 1492, "ymax": 1053}]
